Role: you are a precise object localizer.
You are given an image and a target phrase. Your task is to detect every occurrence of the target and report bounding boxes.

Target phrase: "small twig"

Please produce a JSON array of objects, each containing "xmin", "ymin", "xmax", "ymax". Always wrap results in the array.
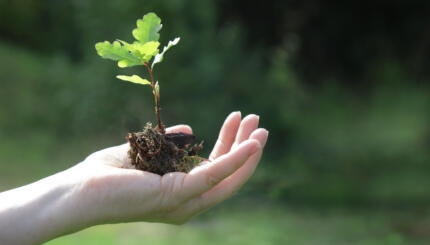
[{"xmin": 144, "ymin": 62, "xmax": 165, "ymax": 134}]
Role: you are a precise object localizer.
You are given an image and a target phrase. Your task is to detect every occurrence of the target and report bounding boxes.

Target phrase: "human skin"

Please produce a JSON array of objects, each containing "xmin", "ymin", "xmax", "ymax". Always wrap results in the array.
[{"xmin": 0, "ymin": 112, "xmax": 268, "ymax": 244}]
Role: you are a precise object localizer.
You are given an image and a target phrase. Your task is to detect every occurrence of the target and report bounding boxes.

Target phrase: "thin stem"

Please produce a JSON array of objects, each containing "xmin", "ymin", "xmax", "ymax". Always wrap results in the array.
[{"xmin": 144, "ymin": 63, "xmax": 165, "ymax": 134}]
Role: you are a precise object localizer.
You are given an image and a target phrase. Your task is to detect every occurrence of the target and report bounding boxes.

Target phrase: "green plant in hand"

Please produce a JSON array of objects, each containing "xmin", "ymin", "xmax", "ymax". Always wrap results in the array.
[
  {"xmin": 95, "ymin": 12, "xmax": 179, "ymax": 134},
  {"xmin": 95, "ymin": 13, "xmax": 202, "ymax": 175}
]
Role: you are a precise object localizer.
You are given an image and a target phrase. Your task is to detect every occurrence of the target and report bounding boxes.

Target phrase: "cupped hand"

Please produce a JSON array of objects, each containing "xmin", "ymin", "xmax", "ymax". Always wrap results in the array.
[{"xmin": 71, "ymin": 111, "xmax": 268, "ymax": 226}]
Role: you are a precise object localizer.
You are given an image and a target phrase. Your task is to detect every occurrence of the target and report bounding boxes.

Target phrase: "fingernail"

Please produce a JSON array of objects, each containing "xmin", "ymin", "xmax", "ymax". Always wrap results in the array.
[
  {"xmin": 249, "ymin": 140, "xmax": 261, "ymax": 155},
  {"xmin": 243, "ymin": 113, "xmax": 259, "ymax": 122},
  {"xmin": 262, "ymin": 129, "xmax": 269, "ymax": 145},
  {"xmin": 251, "ymin": 128, "xmax": 269, "ymax": 146}
]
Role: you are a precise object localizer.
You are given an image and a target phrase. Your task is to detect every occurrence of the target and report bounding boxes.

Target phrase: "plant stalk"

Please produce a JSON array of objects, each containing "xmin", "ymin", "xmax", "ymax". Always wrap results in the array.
[{"xmin": 145, "ymin": 63, "xmax": 165, "ymax": 134}]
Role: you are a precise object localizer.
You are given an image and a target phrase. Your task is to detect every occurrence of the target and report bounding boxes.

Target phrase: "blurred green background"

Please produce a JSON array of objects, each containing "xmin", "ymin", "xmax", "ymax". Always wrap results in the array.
[{"xmin": 1, "ymin": 0, "xmax": 430, "ymax": 244}]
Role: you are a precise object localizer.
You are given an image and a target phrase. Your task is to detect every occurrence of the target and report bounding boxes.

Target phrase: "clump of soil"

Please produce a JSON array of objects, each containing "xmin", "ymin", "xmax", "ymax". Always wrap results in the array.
[{"xmin": 126, "ymin": 123, "xmax": 204, "ymax": 175}]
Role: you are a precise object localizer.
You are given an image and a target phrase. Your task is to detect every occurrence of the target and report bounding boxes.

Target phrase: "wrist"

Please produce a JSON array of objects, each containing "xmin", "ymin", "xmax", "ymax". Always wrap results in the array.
[
  {"xmin": 37, "ymin": 166, "xmax": 100, "ymax": 241},
  {"xmin": 0, "ymin": 166, "xmax": 92, "ymax": 244}
]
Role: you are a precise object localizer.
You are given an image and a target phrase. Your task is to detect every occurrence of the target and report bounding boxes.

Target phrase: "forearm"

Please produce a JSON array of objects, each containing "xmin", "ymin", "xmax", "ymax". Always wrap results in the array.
[{"xmin": 0, "ymin": 167, "xmax": 90, "ymax": 244}]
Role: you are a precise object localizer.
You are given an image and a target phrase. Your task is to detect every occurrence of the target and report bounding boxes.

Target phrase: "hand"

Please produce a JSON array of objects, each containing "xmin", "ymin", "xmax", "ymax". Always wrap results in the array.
[
  {"xmin": 0, "ymin": 112, "xmax": 268, "ymax": 244},
  {"xmin": 74, "ymin": 111, "xmax": 268, "ymax": 225}
]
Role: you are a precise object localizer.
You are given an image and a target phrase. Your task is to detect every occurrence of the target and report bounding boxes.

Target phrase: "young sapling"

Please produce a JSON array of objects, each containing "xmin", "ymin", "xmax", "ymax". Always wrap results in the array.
[{"xmin": 95, "ymin": 13, "xmax": 203, "ymax": 175}]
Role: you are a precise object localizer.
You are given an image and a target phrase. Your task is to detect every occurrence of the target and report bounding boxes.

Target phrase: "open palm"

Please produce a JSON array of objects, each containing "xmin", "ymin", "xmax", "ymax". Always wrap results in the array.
[{"xmin": 73, "ymin": 112, "xmax": 268, "ymax": 225}]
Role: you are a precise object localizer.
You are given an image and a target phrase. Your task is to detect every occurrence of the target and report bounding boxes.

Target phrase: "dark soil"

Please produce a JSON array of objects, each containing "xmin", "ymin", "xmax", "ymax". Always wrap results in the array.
[{"xmin": 126, "ymin": 123, "xmax": 204, "ymax": 175}]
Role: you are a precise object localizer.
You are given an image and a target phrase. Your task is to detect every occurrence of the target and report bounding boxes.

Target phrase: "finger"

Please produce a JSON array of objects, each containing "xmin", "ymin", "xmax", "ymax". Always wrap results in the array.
[
  {"xmin": 182, "ymin": 128, "xmax": 268, "ymax": 215},
  {"xmin": 207, "ymin": 129, "xmax": 268, "ymax": 199},
  {"xmin": 209, "ymin": 111, "xmax": 242, "ymax": 161},
  {"xmin": 249, "ymin": 128, "xmax": 269, "ymax": 147},
  {"xmin": 166, "ymin": 125, "xmax": 193, "ymax": 134},
  {"xmin": 84, "ymin": 143, "xmax": 131, "ymax": 167},
  {"xmin": 232, "ymin": 114, "xmax": 259, "ymax": 149},
  {"xmin": 179, "ymin": 139, "xmax": 260, "ymax": 200}
]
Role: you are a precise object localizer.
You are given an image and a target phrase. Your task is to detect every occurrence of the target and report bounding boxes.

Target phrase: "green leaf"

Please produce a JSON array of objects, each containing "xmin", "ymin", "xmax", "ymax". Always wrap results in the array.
[
  {"xmin": 132, "ymin": 13, "xmax": 162, "ymax": 43},
  {"xmin": 95, "ymin": 41, "xmax": 141, "ymax": 68},
  {"xmin": 151, "ymin": 37, "xmax": 180, "ymax": 69},
  {"xmin": 116, "ymin": 75, "xmax": 151, "ymax": 85},
  {"xmin": 155, "ymin": 81, "xmax": 160, "ymax": 95},
  {"xmin": 118, "ymin": 40, "xmax": 160, "ymax": 63}
]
